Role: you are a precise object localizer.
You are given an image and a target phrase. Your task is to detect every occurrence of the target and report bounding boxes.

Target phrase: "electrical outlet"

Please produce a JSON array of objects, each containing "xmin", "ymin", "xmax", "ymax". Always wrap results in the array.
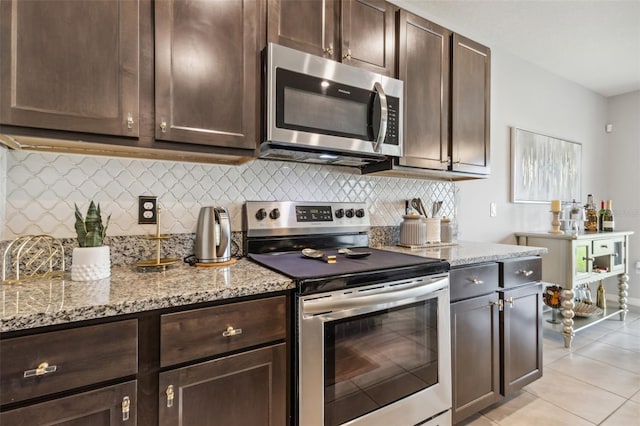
[
  {"xmin": 490, "ymin": 202, "xmax": 497, "ymax": 217},
  {"xmin": 138, "ymin": 196, "xmax": 158, "ymax": 224}
]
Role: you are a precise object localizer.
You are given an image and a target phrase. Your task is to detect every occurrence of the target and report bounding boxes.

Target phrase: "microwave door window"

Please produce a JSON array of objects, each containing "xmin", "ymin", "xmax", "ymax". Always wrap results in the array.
[{"xmin": 283, "ymin": 87, "xmax": 368, "ymax": 139}]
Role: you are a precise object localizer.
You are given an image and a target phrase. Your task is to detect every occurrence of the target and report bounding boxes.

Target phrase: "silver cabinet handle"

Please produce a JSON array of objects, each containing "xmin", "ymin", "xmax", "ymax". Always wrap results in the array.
[
  {"xmin": 469, "ymin": 278, "xmax": 484, "ymax": 285},
  {"xmin": 166, "ymin": 385, "xmax": 174, "ymax": 408},
  {"xmin": 343, "ymin": 49, "xmax": 352, "ymax": 60},
  {"xmin": 518, "ymin": 269, "xmax": 534, "ymax": 277},
  {"xmin": 372, "ymin": 81, "xmax": 388, "ymax": 153},
  {"xmin": 127, "ymin": 113, "xmax": 134, "ymax": 129},
  {"xmin": 323, "ymin": 44, "xmax": 333, "ymax": 55},
  {"xmin": 122, "ymin": 396, "xmax": 131, "ymax": 421},
  {"xmin": 223, "ymin": 325, "xmax": 243, "ymax": 337},
  {"xmin": 490, "ymin": 300, "xmax": 504, "ymax": 311},
  {"xmin": 24, "ymin": 362, "xmax": 57, "ymax": 378},
  {"xmin": 600, "ymin": 244, "xmax": 608, "ymax": 249},
  {"xmin": 160, "ymin": 121, "xmax": 167, "ymax": 133},
  {"xmin": 505, "ymin": 297, "xmax": 514, "ymax": 308},
  {"xmin": 582, "ymin": 256, "xmax": 595, "ymax": 261}
]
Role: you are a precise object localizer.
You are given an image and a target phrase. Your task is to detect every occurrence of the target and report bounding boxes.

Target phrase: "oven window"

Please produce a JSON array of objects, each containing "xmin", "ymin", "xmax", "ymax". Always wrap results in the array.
[{"xmin": 323, "ymin": 300, "xmax": 439, "ymax": 426}]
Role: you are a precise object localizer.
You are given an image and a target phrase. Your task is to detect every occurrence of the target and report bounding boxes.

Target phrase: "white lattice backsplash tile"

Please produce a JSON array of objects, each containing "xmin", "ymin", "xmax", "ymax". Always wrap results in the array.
[{"xmin": 3, "ymin": 151, "xmax": 454, "ymax": 239}]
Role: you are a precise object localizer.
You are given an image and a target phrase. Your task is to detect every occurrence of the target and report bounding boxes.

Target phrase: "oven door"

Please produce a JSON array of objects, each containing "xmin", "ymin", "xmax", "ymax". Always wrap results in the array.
[{"xmin": 299, "ymin": 274, "xmax": 451, "ymax": 426}]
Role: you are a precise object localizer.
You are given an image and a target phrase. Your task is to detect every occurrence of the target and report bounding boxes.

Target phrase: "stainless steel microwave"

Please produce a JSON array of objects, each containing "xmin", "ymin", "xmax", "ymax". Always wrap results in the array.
[{"xmin": 260, "ymin": 43, "xmax": 403, "ymax": 168}]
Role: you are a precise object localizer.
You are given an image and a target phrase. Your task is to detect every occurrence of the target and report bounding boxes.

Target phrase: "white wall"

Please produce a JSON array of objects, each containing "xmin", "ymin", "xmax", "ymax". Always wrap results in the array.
[
  {"xmin": 456, "ymin": 49, "xmax": 609, "ymax": 244},
  {"xmin": 606, "ymin": 90, "xmax": 640, "ymax": 302}
]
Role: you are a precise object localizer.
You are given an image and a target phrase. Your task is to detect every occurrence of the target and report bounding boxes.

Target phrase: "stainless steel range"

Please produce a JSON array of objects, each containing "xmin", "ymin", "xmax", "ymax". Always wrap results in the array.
[{"xmin": 244, "ymin": 201, "xmax": 452, "ymax": 426}]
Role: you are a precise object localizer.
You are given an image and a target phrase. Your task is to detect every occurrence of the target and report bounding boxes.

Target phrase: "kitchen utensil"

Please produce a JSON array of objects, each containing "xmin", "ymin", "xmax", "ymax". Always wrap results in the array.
[
  {"xmin": 338, "ymin": 248, "xmax": 372, "ymax": 258},
  {"xmin": 195, "ymin": 206, "xmax": 231, "ymax": 264},
  {"xmin": 302, "ymin": 248, "xmax": 336, "ymax": 263},
  {"xmin": 432, "ymin": 201, "xmax": 443, "ymax": 218},
  {"xmin": 410, "ymin": 198, "xmax": 428, "ymax": 217}
]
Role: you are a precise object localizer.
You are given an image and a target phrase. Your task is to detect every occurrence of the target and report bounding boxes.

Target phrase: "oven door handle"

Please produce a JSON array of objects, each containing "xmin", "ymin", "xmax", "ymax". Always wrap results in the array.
[{"xmin": 302, "ymin": 277, "xmax": 448, "ymax": 317}]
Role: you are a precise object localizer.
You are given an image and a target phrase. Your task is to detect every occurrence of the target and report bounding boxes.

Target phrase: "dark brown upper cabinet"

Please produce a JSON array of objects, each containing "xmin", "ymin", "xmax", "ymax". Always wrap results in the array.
[
  {"xmin": 451, "ymin": 33, "xmax": 491, "ymax": 175},
  {"xmin": 267, "ymin": 0, "xmax": 338, "ymax": 59},
  {"xmin": 154, "ymin": 0, "xmax": 262, "ymax": 150},
  {"xmin": 397, "ymin": 10, "xmax": 451, "ymax": 170},
  {"xmin": 268, "ymin": 0, "xmax": 395, "ymax": 76},
  {"xmin": 341, "ymin": 0, "xmax": 396, "ymax": 76},
  {"xmin": 0, "ymin": 0, "xmax": 139, "ymax": 136}
]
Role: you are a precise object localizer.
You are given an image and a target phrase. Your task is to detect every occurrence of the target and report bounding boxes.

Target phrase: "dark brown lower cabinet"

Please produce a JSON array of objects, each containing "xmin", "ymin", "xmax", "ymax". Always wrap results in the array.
[
  {"xmin": 500, "ymin": 283, "xmax": 543, "ymax": 396},
  {"xmin": 451, "ymin": 293, "xmax": 501, "ymax": 424},
  {"xmin": 0, "ymin": 380, "xmax": 137, "ymax": 425},
  {"xmin": 158, "ymin": 343, "xmax": 287, "ymax": 426}
]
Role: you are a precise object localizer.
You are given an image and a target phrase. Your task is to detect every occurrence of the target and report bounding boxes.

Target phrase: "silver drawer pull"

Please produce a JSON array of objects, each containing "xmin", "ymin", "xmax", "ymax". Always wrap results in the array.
[
  {"xmin": 166, "ymin": 385, "xmax": 174, "ymax": 408},
  {"xmin": 518, "ymin": 269, "xmax": 534, "ymax": 277},
  {"xmin": 223, "ymin": 325, "xmax": 243, "ymax": 337},
  {"xmin": 122, "ymin": 396, "xmax": 130, "ymax": 421},
  {"xmin": 23, "ymin": 362, "xmax": 57, "ymax": 378},
  {"xmin": 490, "ymin": 300, "xmax": 504, "ymax": 311},
  {"xmin": 469, "ymin": 278, "xmax": 484, "ymax": 285},
  {"xmin": 600, "ymin": 244, "xmax": 608, "ymax": 248},
  {"xmin": 582, "ymin": 256, "xmax": 595, "ymax": 261}
]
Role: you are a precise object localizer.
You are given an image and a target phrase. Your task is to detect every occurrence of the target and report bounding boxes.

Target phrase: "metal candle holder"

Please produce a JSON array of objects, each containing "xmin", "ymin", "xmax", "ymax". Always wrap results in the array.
[{"xmin": 135, "ymin": 207, "xmax": 179, "ymax": 270}]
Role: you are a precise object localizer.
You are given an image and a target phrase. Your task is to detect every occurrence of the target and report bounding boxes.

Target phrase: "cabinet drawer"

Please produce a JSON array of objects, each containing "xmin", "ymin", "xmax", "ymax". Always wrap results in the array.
[
  {"xmin": 160, "ymin": 296, "xmax": 286, "ymax": 367},
  {"xmin": 0, "ymin": 319, "xmax": 138, "ymax": 405},
  {"xmin": 450, "ymin": 263, "xmax": 499, "ymax": 302},
  {"xmin": 499, "ymin": 257, "xmax": 542, "ymax": 288},
  {"xmin": 592, "ymin": 239, "xmax": 615, "ymax": 256}
]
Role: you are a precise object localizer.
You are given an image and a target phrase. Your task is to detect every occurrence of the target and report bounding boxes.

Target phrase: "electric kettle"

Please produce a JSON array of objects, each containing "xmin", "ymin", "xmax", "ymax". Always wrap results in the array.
[{"xmin": 194, "ymin": 206, "xmax": 231, "ymax": 263}]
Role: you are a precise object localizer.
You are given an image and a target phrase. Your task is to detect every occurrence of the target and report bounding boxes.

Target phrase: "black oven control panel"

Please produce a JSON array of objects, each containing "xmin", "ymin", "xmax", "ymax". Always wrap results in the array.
[
  {"xmin": 244, "ymin": 201, "xmax": 370, "ymax": 237},
  {"xmin": 295, "ymin": 205, "xmax": 333, "ymax": 222}
]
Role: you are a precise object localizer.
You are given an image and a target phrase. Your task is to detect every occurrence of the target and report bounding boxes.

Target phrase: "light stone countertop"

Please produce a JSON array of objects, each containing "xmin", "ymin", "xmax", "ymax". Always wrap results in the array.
[
  {"xmin": 1, "ymin": 241, "xmax": 547, "ymax": 333},
  {"xmin": 1, "ymin": 259, "xmax": 294, "ymax": 333},
  {"xmin": 380, "ymin": 240, "xmax": 548, "ymax": 267}
]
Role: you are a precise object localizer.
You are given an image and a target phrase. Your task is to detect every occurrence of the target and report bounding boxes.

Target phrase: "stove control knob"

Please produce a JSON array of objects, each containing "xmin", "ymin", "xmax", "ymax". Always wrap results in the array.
[
  {"xmin": 269, "ymin": 208, "xmax": 281, "ymax": 220},
  {"xmin": 345, "ymin": 208, "xmax": 354, "ymax": 218},
  {"xmin": 335, "ymin": 208, "xmax": 345, "ymax": 219},
  {"xmin": 255, "ymin": 208, "xmax": 267, "ymax": 221},
  {"xmin": 355, "ymin": 208, "xmax": 365, "ymax": 218}
]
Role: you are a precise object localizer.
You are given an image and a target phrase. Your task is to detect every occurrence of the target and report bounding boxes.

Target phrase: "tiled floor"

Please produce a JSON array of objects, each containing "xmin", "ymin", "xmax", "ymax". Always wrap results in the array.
[{"xmin": 460, "ymin": 306, "xmax": 640, "ymax": 426}]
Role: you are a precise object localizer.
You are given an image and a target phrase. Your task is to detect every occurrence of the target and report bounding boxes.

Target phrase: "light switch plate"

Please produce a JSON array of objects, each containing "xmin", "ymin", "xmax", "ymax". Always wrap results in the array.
[{"xmin": 138, "ymin": 196, "xmax": 158, "ymax": 224}]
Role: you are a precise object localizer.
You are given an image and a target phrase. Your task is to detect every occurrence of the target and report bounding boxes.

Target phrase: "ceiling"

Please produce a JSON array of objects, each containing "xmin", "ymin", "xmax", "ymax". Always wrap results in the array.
[{"xmin": 393, "ymin": 0, "xmax": 640, "ymax": 97}]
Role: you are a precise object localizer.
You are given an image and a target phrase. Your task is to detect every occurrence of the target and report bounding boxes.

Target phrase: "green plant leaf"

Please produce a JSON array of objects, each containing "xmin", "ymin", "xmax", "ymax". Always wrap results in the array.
[{"xmin": 74, "ymin": 203, "xmax": 88, "ymax": 247}]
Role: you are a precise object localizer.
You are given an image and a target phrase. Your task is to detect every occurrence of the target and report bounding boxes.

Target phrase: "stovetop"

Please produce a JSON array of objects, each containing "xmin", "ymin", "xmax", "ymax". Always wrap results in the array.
[{"xmin": 249, "ymin": 247, "xmax": 449, "ymax": 295}]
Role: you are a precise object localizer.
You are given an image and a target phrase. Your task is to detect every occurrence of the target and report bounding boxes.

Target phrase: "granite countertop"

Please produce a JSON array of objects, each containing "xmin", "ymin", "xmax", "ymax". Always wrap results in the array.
[
  {"xmin": 515, "ymin": 230, "xmax": 634, "ymax": 240},
  {"xmin": 1, "ymin": 241, "xmax": 547, "ymax": 333},
  {"xmin": 0, "ymin": 259, "xmax": 294, "ymax": 333},
  {"xmin": 381, "ymin": 240, "xmax": 548, "ymax": 267}
]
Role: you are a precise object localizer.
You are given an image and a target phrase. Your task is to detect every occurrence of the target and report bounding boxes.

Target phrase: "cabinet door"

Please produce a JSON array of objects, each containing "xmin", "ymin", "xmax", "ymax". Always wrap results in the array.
[
  {"xmin": 341, "ymin": 0, "xmax": 395, "ymax": 76},
  {"xmin": 451, "ymin": 294, "xmax": 500, "ymax": 424},
  {"xmin": 500, "ymin": 283, "xmax": 543, "ymax": 396},
  {"xmin": 159, "ymin": 344, "xmax": 286, "ymax": 426},
  {"xmin": 0, "ymin": 0, "xmax": 139, "ymax": 136},
  {"xmin": 267, "ymin": 0, "xmax": 337, "ymax": 60},
  {"xmin": 573, "ymin": 240, "xmax": 593, "ymax": 279},
  {"xmin": 397, "ymin": 10, "xmax": 451, "ymax": 170},
  {"xmin": 0, "ymin": 380, "xmax": 137, "ymax": 425},
  {"xmin": 155, "ymin": 0, "xmax": 261, "ymax": 149},
  {"xmin": 451, "ymin": 33, "xmax": 490, "ymax": 175}
]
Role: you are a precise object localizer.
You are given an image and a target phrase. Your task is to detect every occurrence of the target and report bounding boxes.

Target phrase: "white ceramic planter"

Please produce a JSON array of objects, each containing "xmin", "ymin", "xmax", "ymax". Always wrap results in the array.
[{"xmin": 71, "ymin": 246, "xmax": 111, "ymax": 281}]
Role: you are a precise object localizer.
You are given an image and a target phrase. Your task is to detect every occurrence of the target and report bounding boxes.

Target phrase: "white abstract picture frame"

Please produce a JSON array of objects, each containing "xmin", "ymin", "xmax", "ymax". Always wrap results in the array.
[{"xmin": 511, "ymin": 127, "xmax": 582, "ymax": 204}]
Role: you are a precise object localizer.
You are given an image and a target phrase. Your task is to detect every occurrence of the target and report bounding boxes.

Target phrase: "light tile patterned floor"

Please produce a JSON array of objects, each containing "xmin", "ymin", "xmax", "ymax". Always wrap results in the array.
[{"xmin": 460, "ymin": 306, "xmax": 640, "ymax": 426}]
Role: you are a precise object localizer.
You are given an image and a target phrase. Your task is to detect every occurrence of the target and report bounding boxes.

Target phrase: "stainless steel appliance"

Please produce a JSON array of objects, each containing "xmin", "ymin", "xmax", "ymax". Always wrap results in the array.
[
  {"xmin": 261, "ymin": 43, "xmax": 404, "ymax": 168},
  {"xmin": 194, "ymin": 206, "xmax": 231, "ymax": 263},
  {"xmin": 244, "ymin": 201, "xmax": 452, "ymax": 426}
]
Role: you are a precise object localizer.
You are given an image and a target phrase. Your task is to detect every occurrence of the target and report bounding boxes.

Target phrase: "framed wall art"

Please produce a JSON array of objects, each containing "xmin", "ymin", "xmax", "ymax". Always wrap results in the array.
[{"xmin": 511, "ymin": 127, "xmax": 582, "ymax": 204}]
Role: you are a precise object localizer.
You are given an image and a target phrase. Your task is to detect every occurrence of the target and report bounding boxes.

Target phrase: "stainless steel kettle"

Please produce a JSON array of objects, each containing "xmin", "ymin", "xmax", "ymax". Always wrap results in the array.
[{"xmin": 195, "ymin": 206, "xmax": 231, "ymax": 263}]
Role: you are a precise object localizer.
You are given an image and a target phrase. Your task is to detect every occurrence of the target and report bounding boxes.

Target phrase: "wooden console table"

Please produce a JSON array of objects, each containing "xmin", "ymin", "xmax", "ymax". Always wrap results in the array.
[{"xmin": 515, "ymin": 231, "xmax": 633, "ymax": 348}]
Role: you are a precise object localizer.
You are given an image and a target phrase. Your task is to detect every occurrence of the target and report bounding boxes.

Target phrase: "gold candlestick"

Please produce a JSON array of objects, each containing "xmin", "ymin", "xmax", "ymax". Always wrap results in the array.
[
  {"xmin": 135, "ymin": 207, "xmax": 180, "ymax": 270},
  {"xmin": 549, "ymin": 211, "xmax": 564, "ymax": 234}
]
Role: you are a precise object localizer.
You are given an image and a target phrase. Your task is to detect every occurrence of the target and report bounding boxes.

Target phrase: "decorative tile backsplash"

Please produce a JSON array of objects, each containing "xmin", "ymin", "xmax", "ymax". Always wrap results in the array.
[{"xmin": 3, "ymin": 150, "xmax": 454, "ymax": 240}]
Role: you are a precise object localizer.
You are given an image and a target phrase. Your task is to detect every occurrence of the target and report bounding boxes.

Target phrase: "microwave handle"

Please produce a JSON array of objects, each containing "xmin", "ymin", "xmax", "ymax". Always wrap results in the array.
[{"xmin": 373, "ymin": 82, "xmax": 388, "ymax": 153}]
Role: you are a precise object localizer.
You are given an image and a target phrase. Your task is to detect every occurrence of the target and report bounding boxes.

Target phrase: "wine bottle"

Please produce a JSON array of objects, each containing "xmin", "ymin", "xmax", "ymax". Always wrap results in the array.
[
  {"xmin": 596, "ymin": 280, "xmax": 606, "ymax": 310},
  {"xmin": 598, "ymin": 200, "xmax": 606, "ymax": 231},
  {"xmin": 602, "ymin": 200, "xmax": 615, "ymax": 232},
  {"xmin": 584, "ymin": 194, "xmax": 598, "ymax": 232}
]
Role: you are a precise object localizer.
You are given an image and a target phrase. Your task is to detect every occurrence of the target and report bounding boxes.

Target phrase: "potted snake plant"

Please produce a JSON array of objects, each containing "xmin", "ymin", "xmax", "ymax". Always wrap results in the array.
[{"xmin": 71, "ymin": 201, "xmax": 111, "ymax": 281}]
